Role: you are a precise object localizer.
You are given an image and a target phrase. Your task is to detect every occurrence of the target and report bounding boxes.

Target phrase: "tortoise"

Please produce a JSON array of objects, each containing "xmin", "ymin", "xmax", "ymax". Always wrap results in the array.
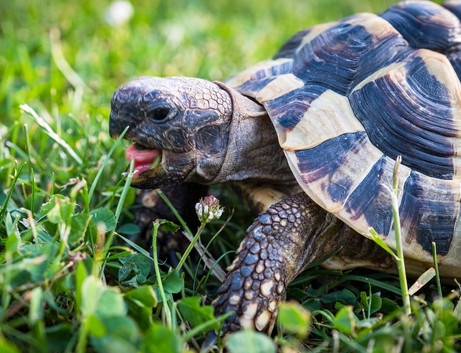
[{"xmin": 109, "ymin": 0, "xmax": 461, "ymax": 334}]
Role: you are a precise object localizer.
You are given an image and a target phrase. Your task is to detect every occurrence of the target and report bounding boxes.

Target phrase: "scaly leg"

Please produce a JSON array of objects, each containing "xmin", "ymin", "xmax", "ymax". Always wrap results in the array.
[{"xmin": 213, "ymin": 192, "xmax": 390, "ymax": 334}]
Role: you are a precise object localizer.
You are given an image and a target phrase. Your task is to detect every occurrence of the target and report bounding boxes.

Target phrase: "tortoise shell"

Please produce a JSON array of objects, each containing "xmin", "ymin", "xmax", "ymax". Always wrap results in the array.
[{"xmin": 225, "ymin": 0, "xmax": 461, "ymax": 270}]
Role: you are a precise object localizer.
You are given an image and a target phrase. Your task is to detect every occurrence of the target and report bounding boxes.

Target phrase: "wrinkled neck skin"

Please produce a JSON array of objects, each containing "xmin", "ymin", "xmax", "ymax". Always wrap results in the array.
[{"xmin": 207, "ymin": 85, "xmax": 296, "ymax": 186}]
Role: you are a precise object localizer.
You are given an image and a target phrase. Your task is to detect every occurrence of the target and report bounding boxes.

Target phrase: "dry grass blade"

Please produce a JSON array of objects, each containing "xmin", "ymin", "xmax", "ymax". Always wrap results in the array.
[
  {"xmin": 182, "ymin": 229, "xmax": 226, "ymax": 282},
  {"xmin": 408, "ymin": 268, "xmax": 436, "ymax": 295},
  {"xmin": 19, "ymin": 104, "xmax": 83, "ymax": 165}
]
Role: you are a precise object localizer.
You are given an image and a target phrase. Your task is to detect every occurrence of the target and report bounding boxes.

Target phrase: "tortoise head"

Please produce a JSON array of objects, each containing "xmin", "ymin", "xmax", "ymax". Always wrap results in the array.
[{"xmin": 109, "ymin": 76, "xmax": 265, "ymax": 189}]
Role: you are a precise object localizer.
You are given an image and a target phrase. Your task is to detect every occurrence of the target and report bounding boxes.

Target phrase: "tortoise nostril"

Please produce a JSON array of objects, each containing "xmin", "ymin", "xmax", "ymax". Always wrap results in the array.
[{"xmin": 150, "ymin": 107, "xmax": 170, "ymax": 122}]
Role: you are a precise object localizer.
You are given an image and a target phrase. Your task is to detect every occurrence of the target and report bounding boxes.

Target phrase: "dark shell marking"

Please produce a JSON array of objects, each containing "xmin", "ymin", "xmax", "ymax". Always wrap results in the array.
[
  {"xmin": 349, "ymin": 51, "xmax": 461, "ymax": 180},
  {"xmin": 292, "ymin": 14, "xmax": 411, "ymax": 95},
  {"xmin": 226, "ymin": 1, "xmax": 461, "ymax": 266},
  {"xmin": 381, "ymin": 0, "xmax": 461, "ymax": 52}
]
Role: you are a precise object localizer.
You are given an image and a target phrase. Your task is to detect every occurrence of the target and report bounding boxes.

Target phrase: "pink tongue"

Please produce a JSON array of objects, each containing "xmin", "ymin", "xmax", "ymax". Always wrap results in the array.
[{"xmin": 125, "ymin": 144, "xmax": 161, "ymax": 176}]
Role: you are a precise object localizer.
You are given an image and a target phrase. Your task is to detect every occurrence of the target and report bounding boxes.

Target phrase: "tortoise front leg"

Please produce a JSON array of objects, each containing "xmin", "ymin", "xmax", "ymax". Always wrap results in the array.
[
  {"xmin": 212, "ymin": 192, "xmax": 389, "ymax": 334},
  {"xmin": 213, "ymin": 192, "xmax": 334, "ymax": 333}
]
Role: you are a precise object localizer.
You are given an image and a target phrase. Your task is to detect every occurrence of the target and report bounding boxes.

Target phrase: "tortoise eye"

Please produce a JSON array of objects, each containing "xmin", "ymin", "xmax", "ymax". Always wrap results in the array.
[{"xmin": 150, "ymin": 107, "xmax": 170, "ymax": 122}]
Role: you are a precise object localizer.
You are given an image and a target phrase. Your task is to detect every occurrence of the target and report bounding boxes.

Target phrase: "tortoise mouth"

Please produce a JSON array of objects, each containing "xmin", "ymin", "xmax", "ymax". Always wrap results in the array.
[
  {"xmin": 121, "ymin": 139, "xmax": 196, "ymax": 190},
  {"xmin": 124, "ymin": 143, "xmax": 163, "ymax": 179}
]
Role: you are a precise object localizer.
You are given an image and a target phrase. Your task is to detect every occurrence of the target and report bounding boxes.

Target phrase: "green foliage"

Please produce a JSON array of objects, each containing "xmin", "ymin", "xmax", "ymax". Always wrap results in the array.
[
  {"xmin": 0, "ymin": 0, "xmax": 459, "ymax": 352},
  {"xmin": 226, "ymin": 331, "xmax": 276, "ymax": 353},
  {"xmin": 144, "ymin": 324, "xmax": 182, "ymax": 353},
  {"xmin": 277, "ymin": 301, "xmax": 311, "ymax": 338},
  {"xmin": 178, "ymin": 297, "xmax": 219, "ymax": 331},
  {"xmin": 333, "ymin": 306, "xmax": 356, "ymax": 336}
]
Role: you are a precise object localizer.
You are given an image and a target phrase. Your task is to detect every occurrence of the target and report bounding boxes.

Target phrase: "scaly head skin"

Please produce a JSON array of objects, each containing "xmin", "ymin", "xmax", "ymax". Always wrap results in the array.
[
  {"xmin": 110, "ymin": 76, "xmax": 234, "ymax": 188},
  {"xmin": 109, "ymin": 76, "xmax": 294, "ymax": 189}
]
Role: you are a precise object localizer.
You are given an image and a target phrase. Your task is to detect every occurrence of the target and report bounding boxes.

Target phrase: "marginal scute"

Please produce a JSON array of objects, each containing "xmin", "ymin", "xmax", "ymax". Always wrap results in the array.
[
  {"xmin": 256, "ymin": 74, "xmax": 304, "ymax": 103},
  {"xmin": 225, "ymin": 59, "xmax": 293, "ymax": 98},
  {"xmin": 340, "ymin": 156, "xmax": 411, "ymax": 237},
  {"xmin": 264, "ymin": 84, "xmax": 327, "ymax": 133},
  {"xmin": 399, "ymin": 172, "xmax": 461, "ymax": 255}
]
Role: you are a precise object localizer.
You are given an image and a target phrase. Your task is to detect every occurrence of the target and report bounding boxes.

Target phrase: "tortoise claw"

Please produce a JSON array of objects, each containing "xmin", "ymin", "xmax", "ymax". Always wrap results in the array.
[{"xmin": 201, "ymin": 330, "xmax": 218, "ymax": 352}]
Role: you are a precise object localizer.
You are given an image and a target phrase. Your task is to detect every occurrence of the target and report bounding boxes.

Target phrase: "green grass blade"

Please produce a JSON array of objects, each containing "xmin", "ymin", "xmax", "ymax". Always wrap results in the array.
[
  {"xmin": 431, "ymin": 242, "xmax": 443, "ymax": 298},
  {"xmin": 87, "ymin": 125, "xmax": 130, "ymax": 202},
  {"xmin": 102, "ymin": 158, "xmax": 134, "ymax": 258},
  {"xmin": 115, "ymin": 233, "xmax": 154, "ymax": 262},
  {"xmin": 152, "ymin": 220, "xmax": 172, "ymax": 327},
  {"xmin": 368, "ymin": 228, "xmax": 397, "ymax": 260},
  {"xmin": 0, "ymin": 162, "xmax": 26, "ymax": 225},
  {"xmin": 338, "ymin": 275, "xmax": 401, "ymax": 295},
  {"xmin": 157, "ymin": 190, "xmax": 193, "ymax": 237}
]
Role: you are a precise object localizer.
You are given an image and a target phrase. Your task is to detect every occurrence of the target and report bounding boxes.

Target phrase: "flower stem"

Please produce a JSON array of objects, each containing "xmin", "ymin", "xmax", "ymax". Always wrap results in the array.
[{"xmin": 176, "ymin": 223, "xmax": 205, "ymax": 272}]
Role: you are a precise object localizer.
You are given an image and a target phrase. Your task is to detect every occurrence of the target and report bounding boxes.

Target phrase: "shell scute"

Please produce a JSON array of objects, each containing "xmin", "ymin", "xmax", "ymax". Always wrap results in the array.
[
  {"xmin": 399, "ymin": 171, "xmax": 461, "ymax": 255},
  {"xmin": 268, "ymin": 89, "xmax": 364, "ymax": 151},
  {"xmin": 292, "ymin": 14, "xmax": 410, "ymax": 94},
  {"xmin": 226, "ymin": 59, "xmax": 293, "ymax": 98},
  {"xmin": 342, "ymin": 157, "xmax": 398, "ymax": 237},
  {"xmin": 263, "ymin": 83, "xmax": 327, "ymax": 132},
  {"xmin": 381, "ymin": 1, "xmax": 461, "ymax": 52},
  {"xmin": 274, "ymin": 28, "xmax": 311, "ymax": 59},
  {"xmin": 448, "ymin": 50, "xmax": 461, "ymax": 81},
  {"xmin": 289, "ymin": 131, "xmax": 383, "ymax": 214},
  {"xmin": 274, "ymin": 22, "xmax": 339, "ymax": 59},
  {"xmin": 349, "ymin": 49, "xmax": 461, "ymax": 180},
  {"xmin": 444, "ymin": 1, "xmax": 461, "ymax": 21}
]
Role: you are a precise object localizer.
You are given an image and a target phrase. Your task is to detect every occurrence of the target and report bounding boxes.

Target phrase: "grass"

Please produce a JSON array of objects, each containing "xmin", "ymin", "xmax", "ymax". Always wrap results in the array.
[{"xmin": 1, "ymin": 0, "xmax": 460, "ymax": 352}]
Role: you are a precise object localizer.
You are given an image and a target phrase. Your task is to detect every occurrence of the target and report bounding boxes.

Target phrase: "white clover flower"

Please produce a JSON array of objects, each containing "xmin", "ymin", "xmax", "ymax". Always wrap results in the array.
[
  {"xmin": 104, "ymin": 1, "xmax": 134, "ymax": 27},
  {"xmin": 195, "ymin": 195, "xmax": 224, "ymax": 224}
]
